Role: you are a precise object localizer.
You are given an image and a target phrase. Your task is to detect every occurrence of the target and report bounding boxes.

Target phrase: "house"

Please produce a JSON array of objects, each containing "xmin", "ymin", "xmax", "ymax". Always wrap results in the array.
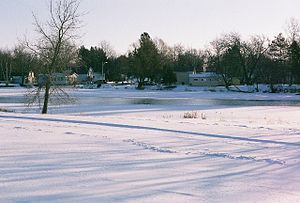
[
  {"xmin": 37, "ymin": 73, "xmax": 68, "ymax": 86},
  {"xmin": 176, "ymin": 71, "xmax": 226, "ymax": 86},
  {"xmin": 175, "ymin": 72, "xmax": 193, "ymax": 85},
  {"xmin": 67, "ymin": 73, "xmax": 78, "ymax": 85},
  {"xmin": 26, "ymin": 71, "xmax": 35, "ymax": 85},
  {"xmin": 11, "ymin": 76, "xmax": 23, "ymax": 85},
  {"xmin": 53, "ymin": 73, "xmax": 68, "ymax": 85},
  {"xmin": 86, "ymin": 67, "xmax": 105, "ymax": 84},
  {"xmin": 189, "ymin": 72, "xmax": 225, "ymax": 86},
  {"xmin": 76, "ymin": 74, "xmax": 88, "ymax": 83},
  {"xmin": 33, "ymin": 67, "xmax": 106, "ymax": 87}
]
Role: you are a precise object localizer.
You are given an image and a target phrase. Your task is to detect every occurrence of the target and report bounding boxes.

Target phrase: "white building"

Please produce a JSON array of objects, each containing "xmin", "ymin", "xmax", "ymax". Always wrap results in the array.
[{"xmin": 189, "ymin": 72, "xmax": 225, "ymax": 86}]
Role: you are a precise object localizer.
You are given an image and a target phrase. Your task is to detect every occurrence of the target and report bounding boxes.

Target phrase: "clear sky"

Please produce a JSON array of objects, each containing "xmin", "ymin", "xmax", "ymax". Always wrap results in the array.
[{"xmin": 1, "ymin": 0, "xmax": 300, "ymax": 54}]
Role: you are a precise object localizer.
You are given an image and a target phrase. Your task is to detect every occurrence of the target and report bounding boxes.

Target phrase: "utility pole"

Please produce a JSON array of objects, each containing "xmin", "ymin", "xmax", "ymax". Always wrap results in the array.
[{"xmin": 101, "ymin": 61, "xmax": 108, "ymax": 82}]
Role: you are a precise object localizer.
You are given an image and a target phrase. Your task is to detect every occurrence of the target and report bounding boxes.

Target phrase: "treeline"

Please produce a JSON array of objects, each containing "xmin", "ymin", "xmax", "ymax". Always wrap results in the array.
[
  {"xmin": 1, "ymin": 19, "xmax": 300, "ymax": 91},
  {"xmin": 78, "ymin": 33, "xmax": 204, "ymax": 88},
  {"xmin": 206, "ymin": 32, "xmax": 300, "ymax": 92}
]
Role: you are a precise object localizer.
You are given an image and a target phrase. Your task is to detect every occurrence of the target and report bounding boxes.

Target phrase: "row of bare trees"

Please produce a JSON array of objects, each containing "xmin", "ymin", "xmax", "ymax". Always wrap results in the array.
[{"xmin": 206, "ymin": 29, "xmax": 300, "ymax": 92}]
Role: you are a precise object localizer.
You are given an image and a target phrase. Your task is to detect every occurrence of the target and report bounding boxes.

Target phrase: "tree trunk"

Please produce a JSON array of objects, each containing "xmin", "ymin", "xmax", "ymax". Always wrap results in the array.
[
  {"xmin": 137, "ymin": 78, "xmax": 145, "ymax": 89},
  {"xmin": 137, "ymin": 81, "xmax": 144, "ymax": 89},
  {"xmin": 42, "ymin": 77, "xmax": 50, "ymax": 114},
  {"xmin": 270, "ymin": 83, "xmax": 276, "ymax": 93},
  {"xmin": 255, "ymin": 83, "xmax": 259, "ymax": 92},
  {"xmin": 5, "ymin": 62, "xmax": 9, "ymax": 87},
  {"xmin": 221, "ymin": 74, "xmax": 231, "ymax": 90}
]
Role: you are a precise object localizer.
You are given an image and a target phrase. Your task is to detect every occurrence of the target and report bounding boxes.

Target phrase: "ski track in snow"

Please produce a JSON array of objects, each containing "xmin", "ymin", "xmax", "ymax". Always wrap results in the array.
[{"xmin": 1, "ymin": 114, "xmax": 300, "ymax": 147}]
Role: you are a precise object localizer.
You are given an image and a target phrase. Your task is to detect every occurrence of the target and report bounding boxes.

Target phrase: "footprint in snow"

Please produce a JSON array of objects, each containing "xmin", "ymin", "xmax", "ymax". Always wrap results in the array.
[
  {"xmin": 14, "ymin": 126, "xmax": 25, "ymax": 130},
  {"xmin": 200, "ymin": 151, "xmax": 285, "ymax": 165},
  {"xmin": 123, "ymin": 139, "xmax": 176, "ymax": 154},
  {"xmin": 235, "ymin": 125, "xmax": 248, "ymax": 128},
  {"xmin": 65, "ymin": 132, "xmax": 75, "ymax": 135}
]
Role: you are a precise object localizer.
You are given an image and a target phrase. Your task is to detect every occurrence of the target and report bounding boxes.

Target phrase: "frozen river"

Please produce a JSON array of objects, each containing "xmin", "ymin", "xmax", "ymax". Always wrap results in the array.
[{"xmin": 1, "ymin": 87, "xmax": 300, "ymax": 113}]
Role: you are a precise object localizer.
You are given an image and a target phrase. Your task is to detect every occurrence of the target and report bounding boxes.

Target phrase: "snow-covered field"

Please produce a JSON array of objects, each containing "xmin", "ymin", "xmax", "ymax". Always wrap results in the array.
[{"xmin": 1, "ymin": 87, "xmax": 300, "ymax": 202}]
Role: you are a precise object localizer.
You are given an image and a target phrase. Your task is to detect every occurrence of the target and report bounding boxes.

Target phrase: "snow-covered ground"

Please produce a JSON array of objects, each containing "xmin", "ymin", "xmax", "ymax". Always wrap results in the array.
[{"xmin": 1, "ymin": 87, "xmax": 300, "ymax": 202}]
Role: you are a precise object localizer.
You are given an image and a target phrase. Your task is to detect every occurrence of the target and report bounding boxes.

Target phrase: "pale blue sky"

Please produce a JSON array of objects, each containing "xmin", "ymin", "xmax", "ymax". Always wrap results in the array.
[{"xmin": 1, "ymin": 0, "xmax": 300, "ymax": 54}]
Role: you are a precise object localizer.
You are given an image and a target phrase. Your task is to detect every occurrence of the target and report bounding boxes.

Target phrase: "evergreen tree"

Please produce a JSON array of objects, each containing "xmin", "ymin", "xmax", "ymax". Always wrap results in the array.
[
  {"xmin": 130, "ymin": 32, "xmax": 161, "ymax": 89},
  {"xmin": 79, "ymin": 46, "xmax": 107, "ymax": 73},
  {"xmin": 267, "ymin": 33, "xmax": 289, "ymax": 88},
  {"xmin": 288, "ymin": 40, "xmax": 300, "ymax": 84},
  {"xmin": 220, "ymin": 43, "xmax": 242, "ymax": 85},
  {"xmin": 162, "ymin": 65, "xmax": 177, "ymax": 85}
]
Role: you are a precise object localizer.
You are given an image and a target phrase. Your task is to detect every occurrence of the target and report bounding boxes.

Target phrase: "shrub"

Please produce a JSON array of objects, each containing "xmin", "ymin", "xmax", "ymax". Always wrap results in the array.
[
  {"xmin": 183, "ymin": 111, "xmax": 198, "ymax": 119},
  {"xmin": 201, "ymin": 112, "xmax": 207, "ymax": 120},
  {"xmin": 0, "ymin": 108, "xmax": 13, "ymax": 112}
]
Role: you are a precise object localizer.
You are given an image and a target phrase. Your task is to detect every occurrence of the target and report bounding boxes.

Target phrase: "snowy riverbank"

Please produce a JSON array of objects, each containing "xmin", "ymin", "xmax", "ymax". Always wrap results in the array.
[{"xmin": 0, "ymin": 87, "xmax": 300, "ymax": 202}]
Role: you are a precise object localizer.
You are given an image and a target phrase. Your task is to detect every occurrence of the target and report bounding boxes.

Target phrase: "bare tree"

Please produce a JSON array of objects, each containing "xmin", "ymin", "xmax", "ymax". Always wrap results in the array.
[
  {"xmin": 207, "ymin": 33, "xmax": 242, "ymax": 89},
  {"xmin": 285, "ymin": 17, "xmax": 300, "ymax": 43},
  {"xmin": 239, "ymin": 35, "xmax": 270, "ymax": 86},
  {"xmin": 25, "ymin": 0, "xmax": 82, "ymax": 114},
  {"xmin": 154, "ymin": 38, "xmax": 172, "ymax": 57},
  {"xmin": 99, "ymin": 41, "xmax": 117, "ymax": 58}
]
